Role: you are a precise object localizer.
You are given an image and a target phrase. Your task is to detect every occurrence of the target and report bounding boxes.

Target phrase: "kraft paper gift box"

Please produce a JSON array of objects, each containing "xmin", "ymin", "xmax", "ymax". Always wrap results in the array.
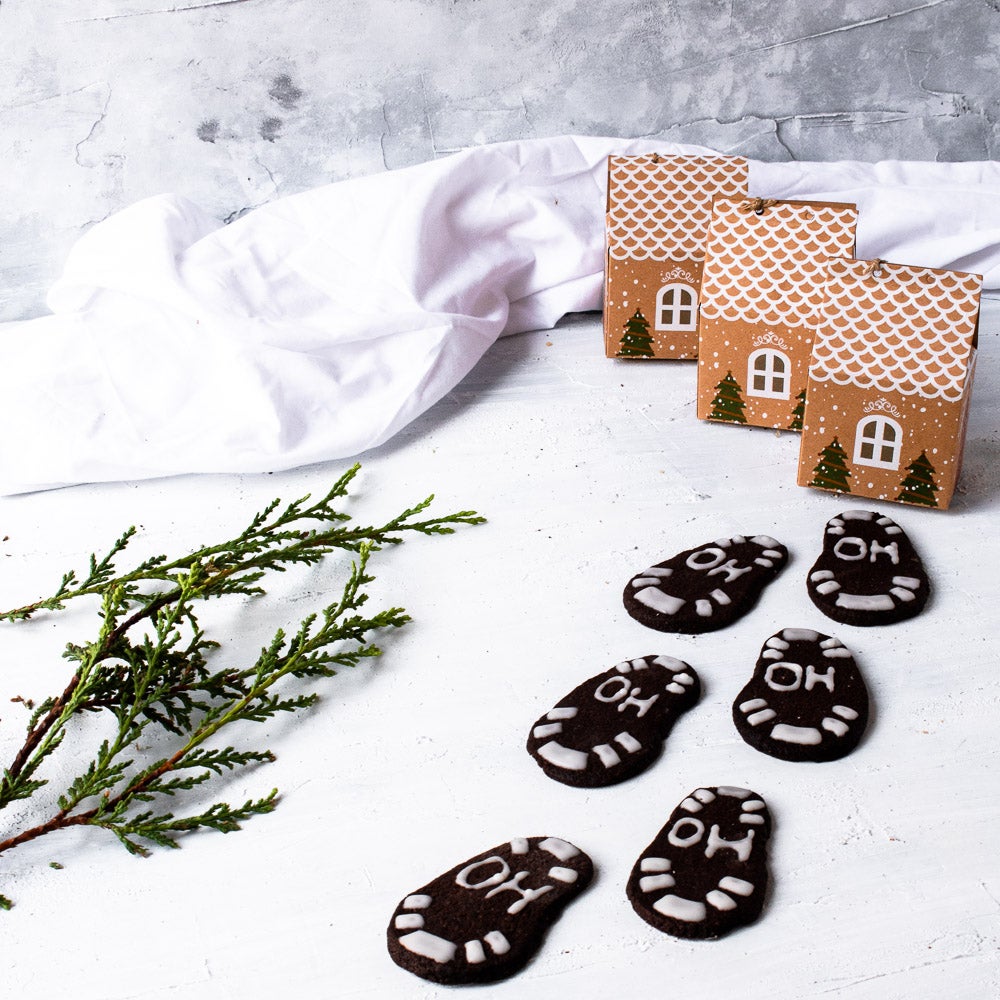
[
  {"xmin": 696, "ymin": 196, "xmax": 858, "ymax": 429},
  {"xmin": 797, "ymin": 257, "xmax": 981, "ymax": 510},
  {"xmin": 603, "ymin": 154, "xmax": 748, "ymax": 360}
]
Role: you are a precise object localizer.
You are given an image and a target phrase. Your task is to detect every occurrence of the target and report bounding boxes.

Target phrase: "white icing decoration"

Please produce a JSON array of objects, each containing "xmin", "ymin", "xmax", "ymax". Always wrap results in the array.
[
  {"xmin": 548, "ymin": 866, "xmax": 578, "ymax": 883},
  {"xmin": 890, "ymin": 587, "xmax": 916, "ymax": 602},
  {"xmin": 539, "ymin": 837, "xmax": 579, "ymax": 861},
  {"xmin": 465, "ymin": 940, "xmax": 486, "ymax": 964},
  {"xmin": 532, "ymin": 722, "xmax": 563, "ymax": 739},
  {"xmin": 754, "ymin": 557, "xmax": 774, "ymax": 568},
  {"xmin": 614, "ymin": 660, "xmax": 632, "ymax": 673},
  {"xmin": 740, "ymin": 813, "xmax": 766, "ymax": 825},
  {"xmin": 510, "ymin": 838, "xmax": 529, "ymax": 855},
  {"xmin": 892, "ymin": 576, "xmax": 922, "ymax": 588},
  {"xmin": 761, "ymin": 549, "xmax": 784, "ymax": 559},
  {"xmin": 771, "ymin": 723, "xmax": 823, "ymax": 745},
  {"xmin": 399, "ymin": 930, "xmax": 457, "ymax": 964},
  {"xmin": 716, "ymin": 786, "xmax": 751, "ymax": 798},
  {"xmin": 639, "ymin": 873, "xmax": 676, "ymax": 892},
  {"xmin": 822, "ymin": 717, "xmax": 850, "ymax": 737},
  {"xmin": 641, "ymin": 857, "xmax": 672, "ymax": 872},
  {"xmin": 680, "ymin": 797, "xmax": 703, "ymax": 812},
  {"xmin": 751, "ymin": 534, "xmax": 781, "ymax": 548},
  {"xmin": 635, "ymin": 587, "xmax": 685, "ymax": 615},
  {"xmin": 485, "ymin": 871, "xmax": 553, "ymax": 914},
  {"xmin": 706, "ymin": 890, "xmax": 737, "ymax": 911},
  {"xmin": 595, "ymin": 676, "xmax": 630, "ymax": 702},
  {"xmin": 762, "ymin": 649, "xmax": 785, "ymax": 660},
  {"xmin": 631, "ymin": 657, "xmax": 651, "ymax": 670},
  {"xmin": 537, "ymin": 741, "xmax": 588, "ymax": 771},
  {"xmin": 666, "ymin": 682, "xmax": 686, "ymax": 694},
  {"xmin": 816, "ymin": 581, "xmax": 840, "ymax": 594},
  {"xmin": 546, "ymin": 707, "xmax": 578, "ymax": 720},
  {"xmin": 593, "ymin": 743, "xmax": 621, "ymax": 768},
  {"xmin": 740, "ymin": 698, "xmax": 768, "ymax": 712},
  {"xmin": 827, "ymin": 524, "xmax": 845, "ymax": 535},
  {"xmin": 833, "ymin": 705, "xmax": 859, "ymax": 720},
  {"xmin": 484, "ymin": 931, "xmax": 510, "ymax": 955},
  {"xmin": 693, "ymin": 788, "xmax": 717, "ymax": 803},
  {"xmin": 705, "ymin": 825, "xmax": 754, "ymax": 862},
  {"xmin": 836, "ymin": 593, "xmax": 895, "ymax": 611},
  {"xmin": 687, "ymin": 547, "xmax": 725, "ymax": 570},
  {"xmin": 765, "ymin": 636, "xmax": 789, "ymax": 650},
  {"xmin": 765, "ymin": 661, "xmax": 802, "ymax": 691},
  {"xmin": 805, "ymin": 665, "xmax": 836, "ymax": 692},
  {"xmin": 653, "ymin": 655, "xmax": 686, "ymax": 671},
  {"xmin": 631, "ymin": 577, "xmax": 664, "ymax": 587},
  {"xmin": 695, "ymin": 599, "xmax": 713, "ymax": 617},
  {"xmin": 869, "ymin": 540, "xmax": 899, "ymax": 564},
  {"xmin": 653, "ymin": 895, "xmax": 707, "ymax": 922},
  {"xmin": 708, "ymin": 558, "xmax": 753, "ymax": 583},
  {"xmin": 710, "ymin": 588, "xmax": 732, "ymax": 605},
  {"xmin": 823, "ymin": 647, "xmax": 853, "ymax": 658},
  {"xmin": 782, "ymin": 628, "xmax": 821, "ymax": 641},
  {"xmin": 668, "ymin": 817, "xmax": 705, "ymax": 847},
  {"xmin": 639, "ymin": 566, "xmax": 674, "ymax": 578},
  {"xmin": 811, "ymin": 570, "xmax": 835, "ymax": 582},
  {"xmin": 617, "ymin": 685, "xmax": 660, "ymax": 717},
  {"xmin": 395, "ymin": 913, "xmax": 425, "ymax": 930},
  {"xmin": 403, "ymin": 894, "xmax": 432, "ymax": 909},
  {"xmin": 672, "ymin": 672, "xmax": 694, "ymax": 686},
  {"xmin": 457, "ymin": 857, "xmax": 508, "ymax": 891},
  {"xmin": 742, "ymin": 800, "xmax": 766, "ymax": 811},
  {"xmin": 833, "ymin": 537, "xmax": 867, "ymax": 561},
  {"xmin": 747, "ymin": 708, "xmax": 777, "ymax": 726},
  {"xmin": 841, "ymin": 510, "xmax": 874, "ymax": 520},
  {"xmin": 820, "ymin": 637, "xmax": 842, "ymax": 648},
  {"xmin": 615, "ymin": 732, "xmax": 642, "ymax": 753},
  {"xmin": 719, "ymin": 876, "xmax": 755, "ymax": 896},
  {"xmin": 885, "ymin": 525, "xmax": 903, "ymax": 534}
]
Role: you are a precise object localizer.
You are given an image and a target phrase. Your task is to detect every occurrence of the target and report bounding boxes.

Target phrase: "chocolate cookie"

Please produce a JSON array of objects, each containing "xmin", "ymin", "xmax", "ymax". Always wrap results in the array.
[
  {"xmin": 526, "ymin": 655, "xmax": 700, "ymax": 787},
  {"xmin": 627, "ymin": 786, "xmax": 771, "ymax": 939},
  {"xmin": 624, "ymin": 534, "xmax": 788, "ymax": 633},
  {"xmin": 733, "ymin": 628, "xmax": 869, "ymax": 762},
  {"xmin": 387, "ymin": 836, "xmax": 593, "ymax": 984},
  {"xmin": 807, "ymin": 510, "xmax": 929, "ymax": 626}
]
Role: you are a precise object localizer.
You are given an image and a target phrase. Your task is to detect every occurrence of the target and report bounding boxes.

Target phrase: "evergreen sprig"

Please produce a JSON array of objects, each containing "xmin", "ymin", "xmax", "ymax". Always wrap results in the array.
[{"xmin": 0, "ymin": 464, "xmax": 483, "ymax": 909}]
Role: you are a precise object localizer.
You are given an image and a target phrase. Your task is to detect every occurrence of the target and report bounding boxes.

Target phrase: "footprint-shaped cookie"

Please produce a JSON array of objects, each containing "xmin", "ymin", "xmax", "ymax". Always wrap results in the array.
[
  {"xmin": 627, "ymin": 786, "xmax": 771, "ymax": 939},
  {"xmin": 733, "ymin": 628, "xmax": 869, "ymax": 762},
  {"xmin": 807, "ymin": 510, "xmax": 929, "ymax": 626},
  {"xmin": 387, "ymin": 836, "xmax": 593, "ymax": 984},
  {"xmin": 526, "ymin": 655, "xmax": 700, "ymax": 787},
  {"xmin": 624, "ymin": 534, "xmax": 788, "ymax": 633}
]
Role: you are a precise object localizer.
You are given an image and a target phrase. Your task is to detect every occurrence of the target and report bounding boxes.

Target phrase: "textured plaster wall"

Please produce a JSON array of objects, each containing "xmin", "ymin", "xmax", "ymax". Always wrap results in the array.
[{"xmin": 1, "ymin": 0, "xmax": 999, "ymax": 321}]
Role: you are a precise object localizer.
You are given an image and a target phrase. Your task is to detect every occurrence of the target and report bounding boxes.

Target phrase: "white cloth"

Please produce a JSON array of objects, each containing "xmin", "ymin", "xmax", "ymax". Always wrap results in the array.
[{"xmin": 2, "ymin": 135, "xmax": 999, "ymax": 495}]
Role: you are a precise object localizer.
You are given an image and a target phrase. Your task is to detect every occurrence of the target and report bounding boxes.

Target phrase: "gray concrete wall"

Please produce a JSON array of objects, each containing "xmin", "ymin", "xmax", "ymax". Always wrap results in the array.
[{"xmin": 2, "ymin": 0, "xmax": 998, "ymax": 321}]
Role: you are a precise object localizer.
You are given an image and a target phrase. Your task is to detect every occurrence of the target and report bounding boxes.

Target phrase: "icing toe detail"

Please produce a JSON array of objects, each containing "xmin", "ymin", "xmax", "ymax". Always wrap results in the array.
[
  {"xmin": 624, "ymin": 535, "xmax": 788, "ymax": 633},
  {"xmin": 807, "ymin": 511, "xmax": 929, "ymax": 626},
  {"xmin": 733, "ymin": 629, "xmax": 870, "ymax": 762},
  {"xmin": 627, "ymin": 787, "xmax": 772, "ymax": 939},
  {"xmin": 387, "ymin": 836, "xmax": 593, "ymax": 984},
  {"xmin": 526, "ymin": 656, "xmax": 701, "ymax": 787}
]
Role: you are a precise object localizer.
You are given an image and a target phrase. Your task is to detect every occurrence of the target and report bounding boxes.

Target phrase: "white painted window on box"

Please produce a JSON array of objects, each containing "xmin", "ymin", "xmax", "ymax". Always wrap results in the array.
[
  {"xmin": 747, "ymin": 348, "xmax": 790, "ymax": 399},
  {"xmin": 655, "ymin": 283, "xmax": 697, "ymax": 331},
  {"xmin": 854, "ymin": 415, "xmax": 902, "ymax": 470}
]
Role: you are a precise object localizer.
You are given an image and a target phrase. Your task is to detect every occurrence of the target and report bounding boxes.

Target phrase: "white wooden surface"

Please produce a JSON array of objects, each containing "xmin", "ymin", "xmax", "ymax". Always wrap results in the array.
[{"xmin": 2, "ymin": 302, "xmax": 998, "ymax": 999}]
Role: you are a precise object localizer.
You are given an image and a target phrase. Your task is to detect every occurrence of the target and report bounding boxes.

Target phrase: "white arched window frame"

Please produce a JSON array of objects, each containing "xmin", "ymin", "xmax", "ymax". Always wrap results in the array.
[
  {"xmin": 854, "ymin": 415, "xmax": 902, "ymax": 470},
  {"xmin": 655, "ymin": 283, "xmax": 697, "ymax": 332},
  {"xmin": 746, "ymin": 348, "xmax": 790, "ymax": 399}
]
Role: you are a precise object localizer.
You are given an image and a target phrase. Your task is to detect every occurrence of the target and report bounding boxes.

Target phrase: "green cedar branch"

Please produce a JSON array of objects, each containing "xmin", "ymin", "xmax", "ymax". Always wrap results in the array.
[{"xmin": 0, "ymin": 469, "xmax": 483, "ymax": 906}]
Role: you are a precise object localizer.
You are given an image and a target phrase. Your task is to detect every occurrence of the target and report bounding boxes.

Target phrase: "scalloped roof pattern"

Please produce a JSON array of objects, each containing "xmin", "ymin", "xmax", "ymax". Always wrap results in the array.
[
  {"xmin": 809, "ymin": 259, "xmax": 981, "ymax": 401},
  {"xmin": 606, "ymin": 155, "xmax": 748, "ymax": 262},
  {"xmin": 699, "ymin": 197, "xmax": 857, "ymax": 326}
]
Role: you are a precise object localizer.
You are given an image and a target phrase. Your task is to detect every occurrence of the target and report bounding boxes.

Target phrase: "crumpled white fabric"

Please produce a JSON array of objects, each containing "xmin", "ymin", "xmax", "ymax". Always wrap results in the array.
[{"xmin": 2, "ymin": 134, "xmax": 999, "ymax": 495}]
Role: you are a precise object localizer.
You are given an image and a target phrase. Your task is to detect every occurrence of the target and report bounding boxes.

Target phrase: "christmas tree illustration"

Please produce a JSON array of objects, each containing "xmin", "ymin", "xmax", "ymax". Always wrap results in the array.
[
  {"xmin": 810, "ymin": 437, "xmax": 852, "ymax": 493},
  {"xmin": 788, "ymin": 388, "xmax": 806, "ymax": 431},
  {"xmin": 617, "ymin": 309, "xmax": 654, "ymax": 358},
  {"xmin": 708, "ymin": 371, "xmax": 747, "ymax": 424},
  {"xmin": 896, "ymin": 450, "xmax": 940, "ymax": 507}
]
